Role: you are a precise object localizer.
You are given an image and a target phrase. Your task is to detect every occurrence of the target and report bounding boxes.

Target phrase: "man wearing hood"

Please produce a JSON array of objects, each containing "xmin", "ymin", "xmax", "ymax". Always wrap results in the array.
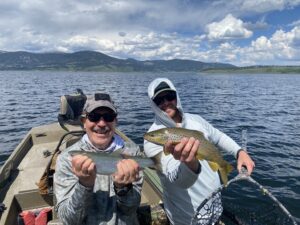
[{"xmin": 144, "ymin": 78, "xmax": 255, "ymax": 225}]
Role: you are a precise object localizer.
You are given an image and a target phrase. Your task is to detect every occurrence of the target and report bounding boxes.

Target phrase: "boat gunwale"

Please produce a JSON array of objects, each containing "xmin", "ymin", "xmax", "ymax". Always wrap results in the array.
[{"xmin": 0, "ymin": 122, "xmax": 164, "ymax": 225}]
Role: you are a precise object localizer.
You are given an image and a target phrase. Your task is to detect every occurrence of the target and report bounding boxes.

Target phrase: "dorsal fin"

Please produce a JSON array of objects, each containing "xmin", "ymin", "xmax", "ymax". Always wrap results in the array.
[{"xmin": 110, "ymin": 148, "xmax": 124, "ymax": 156}]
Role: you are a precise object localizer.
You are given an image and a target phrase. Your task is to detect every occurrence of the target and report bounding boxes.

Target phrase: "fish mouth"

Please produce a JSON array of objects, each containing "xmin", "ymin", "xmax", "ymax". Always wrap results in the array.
[{"xmin": 143, "ymin": 133, "xmax": 155, "ymax": 141}]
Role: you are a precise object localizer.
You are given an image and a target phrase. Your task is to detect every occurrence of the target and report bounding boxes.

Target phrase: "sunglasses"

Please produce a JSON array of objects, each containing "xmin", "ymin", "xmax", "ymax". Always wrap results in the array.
[
  {"xmin": 87, "ymin": 112, "xmax": 116, "ymax": 123},
  {"xmin": 153, "ymin": 91, "xmax": 176, "ymax": 106}
]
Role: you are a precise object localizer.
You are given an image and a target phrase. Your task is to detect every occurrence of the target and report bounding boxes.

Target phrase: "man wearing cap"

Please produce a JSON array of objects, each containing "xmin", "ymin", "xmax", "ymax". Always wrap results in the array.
[
  {"xmin": 54, "ymin": 93, "xmax": 142, "ymax": 225},
  {"xmin": 144, "ymin": 78, "xmax": 255, "ymax": 225}
]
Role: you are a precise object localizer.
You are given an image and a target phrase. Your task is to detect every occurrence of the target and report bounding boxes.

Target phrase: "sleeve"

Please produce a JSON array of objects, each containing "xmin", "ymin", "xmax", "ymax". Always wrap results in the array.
[
  {"xmin": 144, "ymin": 139, "xmax": 199, "ymax": 189},
  {"xmin": 116, "ymin": 173, "xmax": 143, "ymax": 222},
  {"xmin": 201, "ymin": 117, "xmax": 241, "ymax": 157},
  {"xmin": 54, "ymin": 152, "xmax": 93, "ymax": 225},
  {"xmin": 116, "ymin": 143, "xmax": 143, "ymax": 223}
]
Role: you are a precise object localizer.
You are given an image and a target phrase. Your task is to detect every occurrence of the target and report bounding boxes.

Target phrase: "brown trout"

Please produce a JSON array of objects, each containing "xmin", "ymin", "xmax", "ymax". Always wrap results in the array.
[{"xmin": 144, "ymin": 127, "xmax": 233, "ymax": 185}]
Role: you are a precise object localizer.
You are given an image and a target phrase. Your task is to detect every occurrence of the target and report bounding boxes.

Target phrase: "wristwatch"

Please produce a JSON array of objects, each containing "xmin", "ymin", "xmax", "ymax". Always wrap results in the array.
[{"xmin": 113, "ymin": 183, "xmax": 133, "ymax": 196}]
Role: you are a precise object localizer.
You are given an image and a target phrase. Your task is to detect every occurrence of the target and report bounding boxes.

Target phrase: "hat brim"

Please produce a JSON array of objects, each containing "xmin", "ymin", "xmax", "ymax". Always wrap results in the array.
[{"xmin": 152, "ymin": 88, "xmax": 176, "ymax": 99}]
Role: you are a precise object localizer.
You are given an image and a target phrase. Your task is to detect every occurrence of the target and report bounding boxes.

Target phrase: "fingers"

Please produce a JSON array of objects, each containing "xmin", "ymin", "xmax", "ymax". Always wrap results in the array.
[
  {"xmin": 113, "ymin": 159, "xmax": 140, "ymax": 185},
  {"xmin": 182, "ymin": 138, "xmax": 199, "ymax": 162},
  {"xmin": 169, "ymin": 137, "xmax": 199, "ymax": 162},
  {"xmin": 72, "ymin": 155, "xmax": 94, "ymax": 175},
  {"xmin": 72, "ymin": 154, "xmax": 96, "ymax": 187},
  {"xmin": 244, "ymin": 159, "xmax": 255, "ymax": 175},
  {"xmin": 237, "ymin": 151, "xmax": 255, "ymax": 175}
]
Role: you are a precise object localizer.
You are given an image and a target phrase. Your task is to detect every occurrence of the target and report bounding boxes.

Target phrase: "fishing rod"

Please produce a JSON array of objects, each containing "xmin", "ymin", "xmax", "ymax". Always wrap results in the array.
[{"xmin": 190, "ymin": 167, "xmax": 298, "ymax": 225}]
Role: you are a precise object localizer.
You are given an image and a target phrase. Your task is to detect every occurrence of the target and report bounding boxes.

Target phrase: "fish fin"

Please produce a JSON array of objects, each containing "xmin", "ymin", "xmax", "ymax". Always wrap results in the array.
[
  {"xmin": 163, "ymin": 140, "xmax": 180, "ymax": 156},
  {"xmin": 219, "ymin": 163, "xmax": 234, "ymax": 186},
  {"xmin": 152, "ymin": 153, "xmax": 163, "ymax": 172},
  {"xmin": 163, "ymin": 146, "xmax": 171, "ymax": 155},
  {"xmin": 208, "ymin": 161, "xmax": 219, "ymax": 172},
  {"xmin": 110, "ymin": 148, "xmax": 124, "ymax": 156}
]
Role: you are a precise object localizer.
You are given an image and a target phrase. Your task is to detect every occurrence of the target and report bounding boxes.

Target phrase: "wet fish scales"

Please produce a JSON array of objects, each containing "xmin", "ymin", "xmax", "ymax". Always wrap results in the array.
[
  {"xmin": 144, "ymin": 127, "xmax": 233, "ymax": 185},
  {"xmin": 69, "ymin": 150, "xmax": 155, "ymax": 175}
]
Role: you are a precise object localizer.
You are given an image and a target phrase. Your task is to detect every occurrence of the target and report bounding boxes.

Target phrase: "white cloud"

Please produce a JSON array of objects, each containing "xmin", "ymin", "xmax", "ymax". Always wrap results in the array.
[
  {"xmin": 236, "ymin": 26, "xmax": 300, "ymax": 65},
  {"xmin": 244, "ymin": 19, "xmax": 269, "ymax": 30},
  {"xmin": 240, "ymin": 0, "xmax": 286, "ymax": 13},
  {"xmin": 239, "ymin": 0, "xmax": 300, "ymax": 13},
  {"xmin": 251, "ymin": 36, "xmax": 272, "ymax": 50},
  {"xmin": 206, "ymin": 14, "xmax": 253, "ymax": 41},
  {"xmin": 289, "ymin": 20, "xmax": 300, "ymax": 27},
  {"xmin": 1, "ymin": 0, "xmax": 300, "ymax": 66}
]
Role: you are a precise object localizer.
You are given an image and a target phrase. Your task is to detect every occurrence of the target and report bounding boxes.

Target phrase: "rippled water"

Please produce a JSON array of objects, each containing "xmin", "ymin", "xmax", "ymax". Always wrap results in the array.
[{"xmin": 0, "ymin": 71, "xmax": 299, "ymax": 222}]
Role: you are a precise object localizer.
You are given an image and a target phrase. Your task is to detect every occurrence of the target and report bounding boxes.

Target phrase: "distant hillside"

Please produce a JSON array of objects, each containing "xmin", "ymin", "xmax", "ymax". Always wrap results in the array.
[
  {"xmin": 0, "ymin": 51, "xmax": 236, "ymax": 72},
  {"xmin": 203, "ymin": 65, "xmax": 300, "ymax": 74}
]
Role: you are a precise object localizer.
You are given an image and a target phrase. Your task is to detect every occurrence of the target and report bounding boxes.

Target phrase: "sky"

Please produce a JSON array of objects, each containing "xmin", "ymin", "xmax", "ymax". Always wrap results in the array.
[{"xmin": 0, "ymin": 0, "xmax": 300, "ymax": 66}]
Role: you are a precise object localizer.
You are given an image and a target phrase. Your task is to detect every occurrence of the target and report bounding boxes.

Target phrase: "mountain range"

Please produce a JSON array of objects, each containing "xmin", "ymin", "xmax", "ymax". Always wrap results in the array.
[{"xmin": 0, "ymin": 51, "xmax": 236, "ymax": 72}]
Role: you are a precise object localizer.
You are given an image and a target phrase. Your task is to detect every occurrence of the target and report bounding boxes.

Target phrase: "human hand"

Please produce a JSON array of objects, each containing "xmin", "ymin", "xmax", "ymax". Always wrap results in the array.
[
  {"xmin": 237, "ymin": 150, "xmax": 255, "ymax": 175},
  {"xmin": 113, "ymin": 159, "xmax": 140, "ymax": 188},
  {"xmin": 165, "ymin": 137, "xmax": 200, "ymax": 173},
  {"xmin": 72, "ymin": 154, "xmax": 96, "ymax": 188}
]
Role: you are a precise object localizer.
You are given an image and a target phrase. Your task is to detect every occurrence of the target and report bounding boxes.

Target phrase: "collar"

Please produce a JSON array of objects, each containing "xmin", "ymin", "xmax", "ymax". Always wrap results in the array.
[{"xmin": 81, "ymin": 133, "xmax": 125, "ymax": 153}]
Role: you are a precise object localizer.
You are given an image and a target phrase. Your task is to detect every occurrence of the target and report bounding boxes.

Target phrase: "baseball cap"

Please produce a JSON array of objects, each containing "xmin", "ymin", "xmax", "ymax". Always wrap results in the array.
[
  {"xmin": 83, "ymin": 93, "xmax": 117, "ymax": 114},
  {"xmin": 152, "ymin": 81, "xmax": 175, "ymax": 99}
]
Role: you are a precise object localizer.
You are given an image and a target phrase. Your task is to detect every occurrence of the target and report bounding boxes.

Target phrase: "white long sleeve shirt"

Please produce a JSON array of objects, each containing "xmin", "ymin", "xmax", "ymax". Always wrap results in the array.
[{"xmin": 144, "ymin": 78, "xmax": 240, "ymax": 225}]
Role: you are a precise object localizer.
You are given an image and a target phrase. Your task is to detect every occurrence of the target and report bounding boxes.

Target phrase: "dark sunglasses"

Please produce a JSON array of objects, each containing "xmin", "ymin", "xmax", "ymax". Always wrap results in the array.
[
  {"xmin": 87, "ymin": 113, "xmax": 116, "ymax": 123},
  {"xmin": 153, "ymin": 91, "xmax": 176, "ymax": 106}
]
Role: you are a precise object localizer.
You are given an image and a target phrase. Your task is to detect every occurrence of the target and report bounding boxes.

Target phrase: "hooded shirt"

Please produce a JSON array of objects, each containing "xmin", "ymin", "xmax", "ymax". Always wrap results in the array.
[{"xmin": 144, "ymin": 78, "xmax": 241, "ymax": 225}]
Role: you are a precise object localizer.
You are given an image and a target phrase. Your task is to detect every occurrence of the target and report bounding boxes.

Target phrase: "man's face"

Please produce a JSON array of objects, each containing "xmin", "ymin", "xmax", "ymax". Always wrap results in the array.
[
  {"xmin": 83, "ymin": 107, "xmax": 117, "ymax": 149},
  {"xmin": 154, "ymin": 91, "xmax": 178, "ymax": 119}
]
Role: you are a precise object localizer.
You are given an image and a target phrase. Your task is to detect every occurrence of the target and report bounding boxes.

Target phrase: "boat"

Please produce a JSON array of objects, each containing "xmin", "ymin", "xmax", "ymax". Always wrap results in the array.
[
  {"xmin": 0, "ymin": 91, "xmax": 167, "ymax": 225},
  {"xmin": 2, "ymin": 90, "xmax": 297, "ymax": 225}
]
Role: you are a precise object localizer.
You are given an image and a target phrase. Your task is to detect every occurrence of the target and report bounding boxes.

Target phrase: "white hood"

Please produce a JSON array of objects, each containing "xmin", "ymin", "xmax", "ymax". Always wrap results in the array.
[{"xmin": 147, "ymin": 77, "xmax": 184, "ymax": 128}]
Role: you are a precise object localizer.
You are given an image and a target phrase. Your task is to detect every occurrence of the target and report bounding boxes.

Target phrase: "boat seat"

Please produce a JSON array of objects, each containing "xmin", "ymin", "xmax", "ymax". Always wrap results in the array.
[{"xmin": 57, "ymin": 89, "xmax": 86, "ymax": 132}]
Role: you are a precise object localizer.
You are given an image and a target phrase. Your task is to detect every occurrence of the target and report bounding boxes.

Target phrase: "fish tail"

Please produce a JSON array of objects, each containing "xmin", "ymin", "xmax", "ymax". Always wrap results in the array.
[{"xmin": 219, "ymin": 163, "xmax": 234, "ymax": 186}]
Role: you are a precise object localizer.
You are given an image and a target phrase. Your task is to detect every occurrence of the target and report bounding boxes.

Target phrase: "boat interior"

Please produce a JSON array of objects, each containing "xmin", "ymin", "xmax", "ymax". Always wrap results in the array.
[{"xmin": 0, "ymin": 91, "xmax": 167, "ymax": 225}]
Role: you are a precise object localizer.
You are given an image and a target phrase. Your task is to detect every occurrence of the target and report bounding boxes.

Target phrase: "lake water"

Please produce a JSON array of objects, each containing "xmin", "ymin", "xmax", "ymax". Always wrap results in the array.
[{"xmin": 0, "ymin": 71, "xmax": 299, "ymax": 223}]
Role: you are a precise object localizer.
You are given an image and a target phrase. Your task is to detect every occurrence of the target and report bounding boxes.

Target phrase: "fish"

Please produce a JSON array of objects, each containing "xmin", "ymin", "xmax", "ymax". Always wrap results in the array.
[
  {"xmin": 144, "ymin": 127, "xmax": 234, "ymax": 185},
  {"xmin": 69, "ymin": 150, "xmax": 155, "ymax": 175}
]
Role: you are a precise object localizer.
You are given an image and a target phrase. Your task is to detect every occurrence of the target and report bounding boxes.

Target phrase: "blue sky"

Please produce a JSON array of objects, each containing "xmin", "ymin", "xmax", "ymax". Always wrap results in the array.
[{"xmin": 0, "ymin": 0, "xmax": 300, "ymax": 66}]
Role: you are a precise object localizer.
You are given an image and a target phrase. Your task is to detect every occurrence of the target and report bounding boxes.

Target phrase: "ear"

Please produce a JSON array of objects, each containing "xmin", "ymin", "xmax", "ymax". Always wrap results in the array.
[{"xmin": 81, "ymin": 117, "xmax": 87, "ymax": 129}]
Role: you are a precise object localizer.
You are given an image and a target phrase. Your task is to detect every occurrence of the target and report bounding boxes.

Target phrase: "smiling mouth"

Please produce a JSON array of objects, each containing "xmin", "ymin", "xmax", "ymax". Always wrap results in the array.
[{"xmin": 93, "ymin": 127, "xmax": 110, "ymax": 134}]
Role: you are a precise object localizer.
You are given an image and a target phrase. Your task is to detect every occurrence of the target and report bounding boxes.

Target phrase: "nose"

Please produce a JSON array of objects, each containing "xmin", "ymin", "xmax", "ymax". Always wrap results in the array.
[{"xmin": 95, "ymin": 117, "xmax": 107, "ymax": 126}]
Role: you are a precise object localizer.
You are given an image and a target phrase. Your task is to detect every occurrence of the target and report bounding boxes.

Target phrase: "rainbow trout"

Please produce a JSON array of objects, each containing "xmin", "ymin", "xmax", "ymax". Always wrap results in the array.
[
  {"xmin": 69, "ymin": 150, "xmax": 154, "ymax": 175},
  {"xmin": 144, "ymin": 127, "xmax": 233, "ymax": 185}
]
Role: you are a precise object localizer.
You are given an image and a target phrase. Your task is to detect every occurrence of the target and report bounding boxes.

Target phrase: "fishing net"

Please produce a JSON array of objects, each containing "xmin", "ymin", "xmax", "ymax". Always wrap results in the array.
[
  {"xmin": 191, "ymin": 169, "xmax": 298, "ymax": 225},
  {"xmin": 192, "ymin": 192, "xmax": 223, "ymax": 225}
]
